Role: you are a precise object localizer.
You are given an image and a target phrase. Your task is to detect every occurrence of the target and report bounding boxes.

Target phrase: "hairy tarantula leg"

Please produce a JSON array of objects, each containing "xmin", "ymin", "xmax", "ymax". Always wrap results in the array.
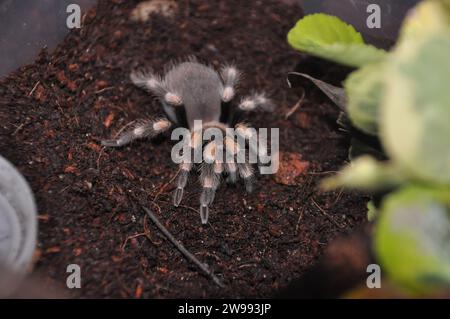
[
  {"xmin": 101, "ymin": 118, "xmax": 171, "ymax": 147},
  {"xmin": 130, "ymin": 69, "xmax": 166, "ymax": 95},
  {"xmin": 189, "ymin": 129, "xmax": 203, "ymax": 163},
  {"xmin": 199, "ymin": 152, "xmax": 221, "ymax": 224},
  {"xmin": 236, "ymin": 123, "xmax": 270, "ymax": 166},
  {"xmin": 220, "ymin": 65, "xmax": 241, "ymax": 102},
  {"xmin": 238, "ymin": 163, "xmax": 255, "ymax": 193},
  {"xmin": 211, "ymin": 160, "xmax": 224, "ymax": 204},
  {"xmin": 199, "ymin": 185, "xmax": 217, "ymax": 225},
  {"xmin": 163, "ymin": 92, "xmax": 183, "ymax": 106},
  {"xmin": 223, "ymin": 136, "xmax": 239, "ymax": 183},
  {"xmin": 238, "ymin": 92, "xmax": 274, "ymax": 112},
  {"xmin": 130, "ymin": 70, "xmax": 183, "ymax": 106},
  {"xmin": 225, "ymin": 162, "xmax": 238, "ymax": 184},
  {"xmin": 224, "ymin": 134, "xmax": 241, "ymax": 165},
  {"xmin": 235, "ymin": 122, "xmax": 255, "ymax": 139},
  {"xmin": 173, "ymin": 162, "xmax": 192, "ymax": 207}
]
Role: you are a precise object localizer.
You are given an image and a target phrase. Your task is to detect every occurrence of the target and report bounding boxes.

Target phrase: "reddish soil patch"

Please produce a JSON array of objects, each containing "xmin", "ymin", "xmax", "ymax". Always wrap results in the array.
[{"xmin": 0, "ymin": 0, "xmax": 368, "ymax": 298}]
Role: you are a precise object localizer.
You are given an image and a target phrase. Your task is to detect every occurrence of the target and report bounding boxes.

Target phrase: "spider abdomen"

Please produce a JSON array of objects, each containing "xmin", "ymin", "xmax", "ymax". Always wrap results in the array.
[{"xmin": 164, "ymin": 62, "xmax": 223, "ymax": 128}]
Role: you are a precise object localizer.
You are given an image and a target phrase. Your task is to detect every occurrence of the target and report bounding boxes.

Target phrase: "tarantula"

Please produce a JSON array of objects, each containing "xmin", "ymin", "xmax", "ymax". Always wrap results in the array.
[{"xmin": 102, "ymin": 58, "xmax": 275, "ymax": 224}]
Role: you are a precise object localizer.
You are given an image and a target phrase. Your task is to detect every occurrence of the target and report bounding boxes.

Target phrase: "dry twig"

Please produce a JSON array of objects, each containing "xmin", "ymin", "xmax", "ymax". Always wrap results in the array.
[
  {"xmin": 28, "ymin": 81, "xmax": 40, "ymax": 96},
  {"xmin": 143, "ymin": 206, "xmax": 225, "ymax": 288},
  {"xmin": 311, "ymin": 198, "xmax": 345, "ymax": 229}
]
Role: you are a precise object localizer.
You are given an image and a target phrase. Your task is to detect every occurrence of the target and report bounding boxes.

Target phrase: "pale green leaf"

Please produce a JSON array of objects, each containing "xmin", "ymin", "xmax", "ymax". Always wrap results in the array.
[
  {"xmin": 375, "ymin": 185, "xmax": 450, "ymax": 293},
  {"xmin": 400, "ymin": 0, "xmax": 450, "ymax": 42},
  {"xmin": 381, "ymin": 32, "xmax": 450, "ymax": 184},
  {"xmin": 367, "ymin": 200, "xmax": 378, "ymax": 222},
  {"xmin": 287, "ymin": 14, "xmax": 387, "ymax": 67},
  {"xmin": 321, "ymin": 156, "xmax": 406, "ymax": 191},
  {"xmin": 344, "ymin": 63, "xmax": 384, "ymax": 135}
]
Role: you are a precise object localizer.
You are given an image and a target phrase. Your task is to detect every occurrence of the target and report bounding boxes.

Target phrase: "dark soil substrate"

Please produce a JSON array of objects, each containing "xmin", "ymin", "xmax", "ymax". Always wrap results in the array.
[{"xmin": 0, "ymin": 0, "xmax": 368, "ymax": 298}]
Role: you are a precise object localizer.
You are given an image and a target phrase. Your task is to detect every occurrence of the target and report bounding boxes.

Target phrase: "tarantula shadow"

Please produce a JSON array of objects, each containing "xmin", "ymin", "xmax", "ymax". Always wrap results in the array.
[{"xmin": 102, "ymin": 58, "xmax": 276, "ymax": 224}]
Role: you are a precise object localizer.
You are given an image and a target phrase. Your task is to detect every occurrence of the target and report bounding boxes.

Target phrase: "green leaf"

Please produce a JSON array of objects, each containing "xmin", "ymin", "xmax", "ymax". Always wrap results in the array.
[
  {"xmin": 375, "ymin": 185, "xmax": 450, "ymax": 293},
  {"xmin": 400, "ymin": 0, "xmax": 450, "ymax": 41},
  {"xmin": 380, "ymin": 32, "xmax": 450, "ymax": 184},
  {"xmin": 321, "ymin": 156, "xmax": 406, "ymax": 191},
  {"xmin": 344, "ymin": 63, "xmax": 384, "ymax": 135},
  {"xmin": 287, "ymin": 13, "xmax": 387, "ymax": 67},
  {"xmin": 367, "ymin": 200, "xmax": 378, "ymax": 222}
]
